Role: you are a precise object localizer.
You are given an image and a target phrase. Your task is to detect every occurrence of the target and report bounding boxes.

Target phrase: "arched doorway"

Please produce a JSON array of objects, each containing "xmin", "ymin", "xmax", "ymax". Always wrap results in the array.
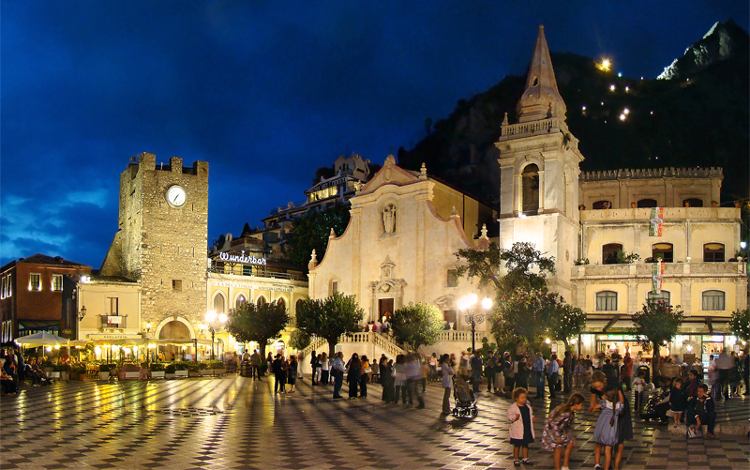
[
  {"xmin": 521, "ymin": 164, "xmax": 540, "ymax": 215},
  {"xmin": 159, "ymin": 320, "xmax": 191, "ymax": 361}
]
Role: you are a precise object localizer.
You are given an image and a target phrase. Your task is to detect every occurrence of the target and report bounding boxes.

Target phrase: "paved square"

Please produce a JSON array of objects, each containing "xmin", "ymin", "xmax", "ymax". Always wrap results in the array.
[{"xmin": 1, "ymin": 377, "xmax": 748, "ymax": 469}]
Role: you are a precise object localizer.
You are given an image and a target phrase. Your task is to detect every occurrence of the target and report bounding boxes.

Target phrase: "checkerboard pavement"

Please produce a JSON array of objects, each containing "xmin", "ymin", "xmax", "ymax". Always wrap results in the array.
[{"xmin": 1, "ymin": 376, "xmax": 748, "ymax": 469}]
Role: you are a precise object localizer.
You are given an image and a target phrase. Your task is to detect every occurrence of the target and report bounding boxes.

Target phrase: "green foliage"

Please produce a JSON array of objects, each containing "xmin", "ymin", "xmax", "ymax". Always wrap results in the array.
[
  {"xmin": 729, "ymin": 308, "xmax": 750, "ymax": 341},
  {"xmin": 617, "ymin": 250, "xmax": 641, "ymax": 264},
  {"xmin": 631, "ymin": 302, "xmax": 684, "ymax": 372},
  {"xmin": 390, "ymin": 302, "xmax": 444, "ymax": 350},
  {"xmin": 546, "ymin": 295, "xmax": 587, "ymax": 348},
  {"xmin": 225, "ymin": 301, "xmax": 290, "ymax": 358},
  {"xmin": 289, "ymin": 328, "xmax": 311, "ymax": 350},
  {"xmin": 455, "ymin": 242, "xmax": 555, "ymax": 298},
  {"xmin": 491, "ymin": 288, "xmax": 551, "ymax": 350},
  {"xmin": 284, "ymin": 203, "xmax": 350, "ymax": 270},
  {"xmin": 149, "ymin": 362, "xmax": 165, "ymax": 371},
  {"xmin": 295, "ymin": 292, "xmax": 364, "ymax": 356}
]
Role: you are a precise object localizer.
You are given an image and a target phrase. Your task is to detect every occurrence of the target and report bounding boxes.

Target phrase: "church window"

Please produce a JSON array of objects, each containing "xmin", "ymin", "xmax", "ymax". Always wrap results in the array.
[
  {"xmin": 602, "ymin": 243, "xmax": 623, "ymax": 265},
  {"xmin": 172, "ymin": 279, "xmax": 183, "ymax": 291},
  {"xmin": 329, "ymin": 280, "xmax": 339, "ymax": 296},
  {"xmin": 596, "ymin": 291, "xmax": 618, "ymax": 311},
  {"xmin": 213, "ymin": 293, "xmax": 226, "ymax": 313},
  {"xmin": 652, "ymin": 243, "xmax": 673, "ymax": 263},
  {"xmin": 276, "ymin": 297, "xmax": 286, "ymax": 310},
  {"xmin": 702, "ymin": 290, "xmax": 725, "ymax": 311},
  {"xmin": 256, "ymin": 296, "xmax": 267, "ymax": 307},
  {"xmin": 682, "ymin": 198, "xmax": 703, "ymax": 207},
  {"xmin": 703, "ymin": 243, "xmax": 725, "ymax": 262},
  {"xmin": 521, "ymin": 164, "xmax": 540, "ymax": 215},
  {"xmin": 593, "ymin": 200, "xmax": 612, "ymax": 210},
  {"xmin": 637, "ymin": 198, "xmax": 657, "ymax": 208},
  {"xmin": 447, "ymin": 269, "xmax": 458, "ymax": 288},
  {"xmin": 235, "ymin": 294, "xmax": 247, "ymax": 310}
]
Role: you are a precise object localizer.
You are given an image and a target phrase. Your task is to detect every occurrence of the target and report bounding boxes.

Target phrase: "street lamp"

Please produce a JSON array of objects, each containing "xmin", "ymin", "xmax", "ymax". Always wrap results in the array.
[
  {"xmin": 204, "ymin": 310, "xmax": 228, "ymax": 360},
  {"xmin": 457, "ymin": 294, "xmax": 493, "ymax": 353}
]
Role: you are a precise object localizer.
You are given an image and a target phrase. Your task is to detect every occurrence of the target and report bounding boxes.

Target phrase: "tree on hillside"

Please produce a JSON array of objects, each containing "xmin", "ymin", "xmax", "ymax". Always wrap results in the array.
[
  {"xmin": 295, "ymin": 293, "xmax": 364, "ymax": 357},
  {"xmin": 546, "ymin": 295, "xmax": 587, "ymax": 350},
  {"xmin": 284, "ymin": 203, "xmax": 350, "ymax": 270},
  {"xmin": 728, "ymin": 307, "xmax": 750, "ymax": 342},
  {"xmin": 631, "ymin": 302, "xmax": 684, "ymax": 374},
  {"xmin": 391, "ymin": 303, "xmax": 444, "ymax": 350},
  {"xmin": 455, "ymin": 242, "xmax": 555, "ymax": 299},
  {"xmin": 225, "ymin": 301, "xmax": 289, "ymax": 361}
]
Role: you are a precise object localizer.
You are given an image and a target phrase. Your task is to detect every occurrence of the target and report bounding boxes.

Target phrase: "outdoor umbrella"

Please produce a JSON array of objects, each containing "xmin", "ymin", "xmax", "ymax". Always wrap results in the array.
[{"xmin": 14, "ymin": 331, "xmax": 70, "ymax": 347}]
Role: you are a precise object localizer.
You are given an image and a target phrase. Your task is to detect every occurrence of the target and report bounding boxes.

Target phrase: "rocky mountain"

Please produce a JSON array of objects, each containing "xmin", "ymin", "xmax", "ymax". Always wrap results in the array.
[{"xmin": 398, "ymin": 20, "xmax": 749, "ymax": 206}]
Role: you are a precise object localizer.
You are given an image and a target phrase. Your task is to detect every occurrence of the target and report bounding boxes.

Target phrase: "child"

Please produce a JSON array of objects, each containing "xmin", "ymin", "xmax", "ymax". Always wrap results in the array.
[
  {"xmin": 632, "ymin": 371, "xmax": 648, "ymax": 416},
  {"xmin": 592, "ymin": 388, "xmax": 623, "ymax": 470},
  {"xmin": 668, "ymin": 377, "xmax": 687, "ymax": 426},
  {"xmin": 507, "ymin": 387, "xmax": 535, "ymax": 466},
  {"xmin": 542, "ymin": 393, "xmax": 586, "ymax": 470},
  {"xmin": 687, "ymin": 384, "xmax": 716, "ymax": 438}
]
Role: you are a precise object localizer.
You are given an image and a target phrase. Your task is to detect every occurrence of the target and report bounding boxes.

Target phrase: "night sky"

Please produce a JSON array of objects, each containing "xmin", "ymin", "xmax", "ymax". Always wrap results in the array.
[{"xmin": 1, "ymin": 1, "xmax": 748, "ymax": 267}]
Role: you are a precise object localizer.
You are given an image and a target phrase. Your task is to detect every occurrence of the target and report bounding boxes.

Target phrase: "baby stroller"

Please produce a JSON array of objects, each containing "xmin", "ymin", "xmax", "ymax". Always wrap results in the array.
[
  {"xmin": 640, "ymin": 389, "xmax": 669, "ymax": 424},
  {"xmin": 452, "ymin": 376, "xmax": 478, "ymax": 419}
]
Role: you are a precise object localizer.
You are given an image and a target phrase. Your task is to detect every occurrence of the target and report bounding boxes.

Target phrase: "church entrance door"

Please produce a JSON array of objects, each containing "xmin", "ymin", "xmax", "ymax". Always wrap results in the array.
[{"xmin": 378, "ymin": 298, "xmax": 394, "ymax": 322}]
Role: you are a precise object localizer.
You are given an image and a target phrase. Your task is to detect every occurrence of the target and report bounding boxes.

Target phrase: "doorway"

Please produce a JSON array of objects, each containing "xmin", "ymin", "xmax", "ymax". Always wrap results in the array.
[{"xmin": 378, "ymin": 298, "xmax": 394, "ymax": 322}]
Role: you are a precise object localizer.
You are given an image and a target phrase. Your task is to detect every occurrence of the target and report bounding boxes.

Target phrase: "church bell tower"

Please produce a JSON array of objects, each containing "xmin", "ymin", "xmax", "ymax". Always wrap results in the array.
[{"xmin": 495, "ymin": 25, "xmax": 584, "ymax": 298}]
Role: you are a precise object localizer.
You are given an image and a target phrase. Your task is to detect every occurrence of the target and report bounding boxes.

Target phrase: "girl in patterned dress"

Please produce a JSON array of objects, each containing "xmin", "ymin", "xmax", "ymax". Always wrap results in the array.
[{"xmin": 542, "ymin": 393, "xmax": 585, "ymax": 470}]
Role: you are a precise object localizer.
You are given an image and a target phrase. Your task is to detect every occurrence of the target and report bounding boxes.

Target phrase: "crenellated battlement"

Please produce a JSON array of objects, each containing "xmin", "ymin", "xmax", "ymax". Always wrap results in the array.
[{"xmin": 128, "ymin": 152, "xmax": 208, "ymax": 178}]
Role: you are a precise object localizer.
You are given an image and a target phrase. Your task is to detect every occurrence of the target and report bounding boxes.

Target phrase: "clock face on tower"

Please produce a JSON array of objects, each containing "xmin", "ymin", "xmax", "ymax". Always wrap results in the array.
[{"xmin": 165, "ymin": 185, "xmax": 187, "ymax": 207}]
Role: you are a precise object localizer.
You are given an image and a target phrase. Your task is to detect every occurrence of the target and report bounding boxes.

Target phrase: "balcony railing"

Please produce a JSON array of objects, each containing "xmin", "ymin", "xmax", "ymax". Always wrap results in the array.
[
  {"xmin": 580, "ymin": 207, "xmax": 739, "ymax": 223},
  {"xmin": 99, "ymin": 314, "xmax": 127, "ymax": 329},
  {"xmin": 208, "ymin": 265, "xmax": 306, "ymax": 282},
  {"xmin": 572, "ymin": 261, "xmax": 745, "ymax": 279}
]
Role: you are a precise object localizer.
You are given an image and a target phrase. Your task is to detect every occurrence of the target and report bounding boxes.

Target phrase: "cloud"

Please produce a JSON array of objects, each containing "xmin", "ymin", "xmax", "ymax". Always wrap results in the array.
[{"xmin": 0, "ymin": 188, "xmax": 112, "ymax": 265}]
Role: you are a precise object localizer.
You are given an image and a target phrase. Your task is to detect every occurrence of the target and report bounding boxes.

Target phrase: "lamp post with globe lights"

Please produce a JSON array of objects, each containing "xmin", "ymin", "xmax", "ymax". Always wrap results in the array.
[
  {"xmin": 204, "ymin": 310, "xmax": 227, "ymax": 361},
  {"xmin": 457, "ymin": 293, "xmax": 493, "ymax": 353}
]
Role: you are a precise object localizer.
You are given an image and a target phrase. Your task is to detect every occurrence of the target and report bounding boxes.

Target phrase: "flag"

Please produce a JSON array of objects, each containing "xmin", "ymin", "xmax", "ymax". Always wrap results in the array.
[
  {"xmin": 651, "ymin": 259, "xmax": 664, "ymax": 293},
  {"xmin": 649, "ymin": 207, "xmax": 664, "ymax": 237}
]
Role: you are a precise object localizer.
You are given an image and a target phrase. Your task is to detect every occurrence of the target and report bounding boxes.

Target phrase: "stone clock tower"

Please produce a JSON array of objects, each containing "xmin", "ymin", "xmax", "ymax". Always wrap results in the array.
[
  {"xmin": 495, "ymin": 26, "xmax": 584, "ymax": 299},
  {"xmin": 101, "ymin": 152, "xmax": 209, "ymax": 335}
]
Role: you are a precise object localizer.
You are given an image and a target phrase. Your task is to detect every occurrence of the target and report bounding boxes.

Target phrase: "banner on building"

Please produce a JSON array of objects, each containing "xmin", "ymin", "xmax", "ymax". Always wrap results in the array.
[
  {"xmin": 649, "ymin": 207, "xmax": 664, "ymax": 237},
  {"xmin": 651, "ymin": 259, "xmax": 664, "ymax": 293}
]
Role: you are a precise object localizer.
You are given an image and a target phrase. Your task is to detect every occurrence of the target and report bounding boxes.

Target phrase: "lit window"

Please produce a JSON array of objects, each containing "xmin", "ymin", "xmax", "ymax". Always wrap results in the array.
[
  {"xmin": 51, "ymin": 274, "xmax": 63, "ymax": 292},
  {"xmin": 213, "ymin": 293, "xmax": 226, "ymax": 313},
  {"xmin": 652, "ymin": 243, "xmax": 673, "ymax": 263},
  {"xmin": 702, "ymin": 290, "xmax": 725, "ymax": 311},
  {"xmin": 107, "ymin": 297, "xmax": 119, "ymax": 315},
  {"xmin": 29, "ymin": 273, "xmax": 42, "ymax": 292},
  {"xmin": 703, "ymin": 243, "xmax": 725, "ymax": 263},
  {"xmin": 235, "ymin": 294, "xmax": 247, "ymax": 310},
  {"xmin": 647, "ymin": 290, "xmax": 671, "ymax": 306},
  {"xmin": 596, "ymin": 291, "xmax": 618, "ymax": 311}
]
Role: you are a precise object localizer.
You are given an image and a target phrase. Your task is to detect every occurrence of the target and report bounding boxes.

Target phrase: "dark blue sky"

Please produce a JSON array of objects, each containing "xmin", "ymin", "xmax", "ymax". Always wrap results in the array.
[{"xmin": 2, "ymin": 1, "xmax": 748, "ymax": 267}]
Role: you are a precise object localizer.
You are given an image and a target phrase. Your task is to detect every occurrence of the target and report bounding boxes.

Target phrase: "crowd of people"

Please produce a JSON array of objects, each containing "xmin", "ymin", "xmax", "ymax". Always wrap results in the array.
[{"xmin": 0, "ymin": 346, "xmax": 53, "ymax": 395}]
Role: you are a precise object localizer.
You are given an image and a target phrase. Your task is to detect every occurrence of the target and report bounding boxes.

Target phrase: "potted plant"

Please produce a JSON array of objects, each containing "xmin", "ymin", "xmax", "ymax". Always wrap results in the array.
[
  {"xmin": 98, "ymin": 363, "xmax": 114, "ymax": 381},
  {"xmin": 203, "ymin": 360, "xmax": 226, "ymax": 376},
  {"xmin": 187, "ymin": 361, "xmax": 201, "ymax": 377},
  {"xmin": 150, "ymin": 362, "xmax": 166, "ymax": 379},
  {"xmin": 47, "ymin": 364, "xmax": 62, "ymax": 380},
  {"xmin": 174, "ymin": 362, "xmax": 189, "ymax": 378},
  {"xmin": 70, "ymin": 363, "xmax": 87, "ymax": 380},
  {"xmin": 165, "ymin": 363, "xmax": 177, "ymax": 379}
]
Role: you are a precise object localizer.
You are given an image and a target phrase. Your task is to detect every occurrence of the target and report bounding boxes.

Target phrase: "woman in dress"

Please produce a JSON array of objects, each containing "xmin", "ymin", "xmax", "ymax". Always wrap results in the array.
[
  {"xmin": 287, "ymin": 355, "xmax": 298, "ymax": 393},
  {"xmin": 346, "ymin": 353, "xmax": 361, "ymax": 399},
  {"xmin": 542, "ymin": 393, "xmax": 585, "ymax": 470}
]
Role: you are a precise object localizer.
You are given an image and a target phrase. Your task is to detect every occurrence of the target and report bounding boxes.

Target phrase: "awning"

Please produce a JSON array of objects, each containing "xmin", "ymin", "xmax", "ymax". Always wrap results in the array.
[
  {"xmin": 583, "ymin": 314, "xmax": 733, "ymax": 335},
  {"xmin": 15, "ymin": 331, "xmax": 70, "ymax": 347}
]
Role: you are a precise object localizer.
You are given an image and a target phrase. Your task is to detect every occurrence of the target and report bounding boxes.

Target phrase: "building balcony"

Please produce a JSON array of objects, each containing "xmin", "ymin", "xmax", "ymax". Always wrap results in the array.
[
  {"xmin": 208, "ymin": 265, "xmax": 307, "ymax": 282},
  {"xmin": 580, "ymin": 207, "xmax": 740, "ymax": 223},
  {"xmin": 572, "ymin": 261, "xmax": 745, "ymax": 280},
  {"xmin": 99, "ymin": 314, "xmax": 127, "ymax": 329}
]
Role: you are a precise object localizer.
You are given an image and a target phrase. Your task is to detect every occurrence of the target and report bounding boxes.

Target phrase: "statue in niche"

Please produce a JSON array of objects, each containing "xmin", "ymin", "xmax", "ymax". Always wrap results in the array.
[{"xmin": 382, "ymin": 204, "xmax": 396, "ymax": 234}]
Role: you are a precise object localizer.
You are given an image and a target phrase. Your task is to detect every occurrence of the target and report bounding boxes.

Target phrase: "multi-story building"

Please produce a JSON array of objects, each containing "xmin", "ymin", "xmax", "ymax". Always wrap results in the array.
[
  {"xmin": 496, "ymin": 26, "xmax": 747, "ymax": 360},
  {"xmin": 252, "ymin": 153, "xmax": 373, "ymax": 260},
  {"xmin": 0, "ymin": 254, "xmax": 90, "ymax": 341}
]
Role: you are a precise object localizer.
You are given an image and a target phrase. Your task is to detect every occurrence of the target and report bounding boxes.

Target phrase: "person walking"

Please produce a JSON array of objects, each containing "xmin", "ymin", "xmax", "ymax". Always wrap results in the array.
[
  {"xmin": 309, "ymin": 350, "xmax": 318, "ymax": 385},
  {"xmin": 272, "ymin": 354, "xmax": 284, "ymax": 394},
  {"xmin": 250, "ymin": 349, "xmax": 260, "ymax": 380},
  {"xmin": 563, "ymin": 351, "xmax": 573, "ymax": 394},
  {"xmin": 346, "ymin": 353, "xmax": 361, "ymax": 399},
  {"xmin": 743, "ymin": 349, "xmax": 749, "ymax": 396},
  {"xmin": 381, "ymin": 359, "xmax": 394, "ymax": 403},
  {"xmin": 715, "ymin": 348, "xmax": 733, "ymax": 400},
  {"xmin": 320, "ymin": 353, "xmax": 329, "ymax": 385},
  {"xmin": 331, "ymin": 352, "xmax": 345, "ymax": 399},
  {"xmin": 485, "ymin": 352, "xmax": 497, "ymax": 393},
  {"xmin": 546, "ymin": 354, "xmax": 560, "ymax": 399},
  {"xmin": 394, "ymin": 355, "xmax": 407, "ymax": 405},
  {"xmin": 470, "ymin": 351, "xmax": 483, "ymax": 393},
  {"xmin": 287, "ymin": 355, "xmax": 298, "ymax": 393},
  {"xmin": 360, "ymin": 355, "xmax": 370, "ymax": 398},
  {"xmin": 532, "ymin": 353, "xmax": 545, "ymax": 398},
  {"xmin": 440, "ymin": 354, "xmax": 454, "ymax": 415},
  {"xmin": 406, "ymin": 353, "xmax": 425, "ymax": 408}
]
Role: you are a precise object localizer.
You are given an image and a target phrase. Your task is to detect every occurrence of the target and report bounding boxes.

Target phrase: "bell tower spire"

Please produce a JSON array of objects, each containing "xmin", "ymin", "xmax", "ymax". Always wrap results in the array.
[{"xmin": 516, "ymin": 25, "xmax": 566, "ymax": 123}]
